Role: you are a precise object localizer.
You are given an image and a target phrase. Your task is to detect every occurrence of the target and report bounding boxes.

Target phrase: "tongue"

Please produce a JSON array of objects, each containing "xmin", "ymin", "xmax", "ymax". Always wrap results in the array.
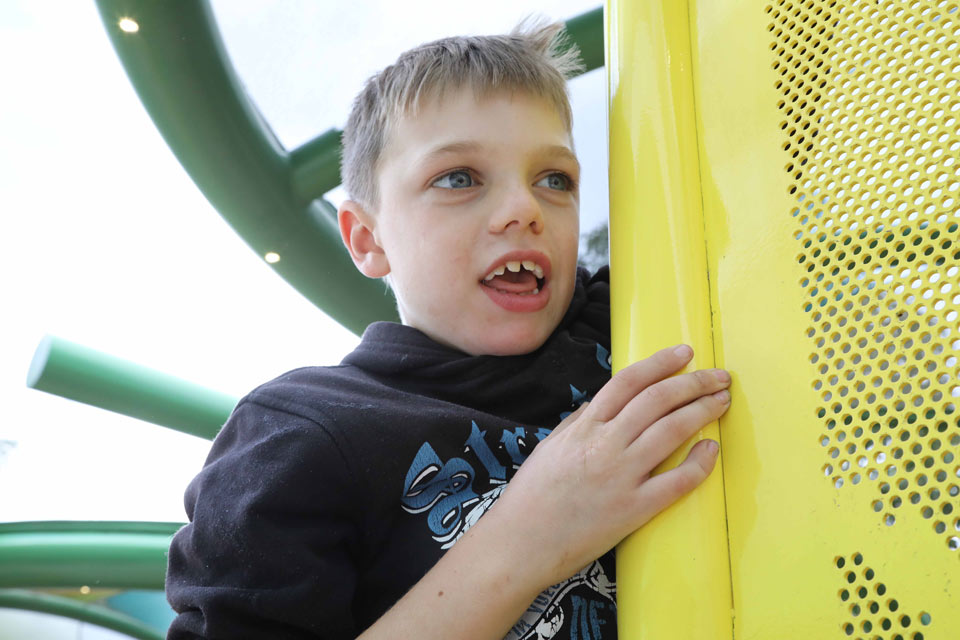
[{"xmin": 485, "ymin": 270, "xmax": 538, "ymax": 293}]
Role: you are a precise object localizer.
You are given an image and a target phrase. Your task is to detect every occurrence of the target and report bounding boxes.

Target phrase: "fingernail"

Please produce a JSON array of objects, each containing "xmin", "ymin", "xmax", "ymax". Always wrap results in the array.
[
  {"xmin": 707, "ymin": 440, "xmax": 719, "ymax": 455},
  {"xmin": 674, "ymin": 344, "xmax": 692, "ymax": 358},
  {"xmin": 714, "ymin": 369, "xmax": 731, "ymax": 383},
  {"xmin": 714, "ymin": 389, "xmax": 731, "ymax": 404}
]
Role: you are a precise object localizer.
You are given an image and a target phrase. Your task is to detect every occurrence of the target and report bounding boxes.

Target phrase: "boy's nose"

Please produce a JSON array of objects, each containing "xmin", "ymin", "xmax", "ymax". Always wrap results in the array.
[{"xmin": 489, "ymin": 186, "xmax": 545, "ymax": 235}]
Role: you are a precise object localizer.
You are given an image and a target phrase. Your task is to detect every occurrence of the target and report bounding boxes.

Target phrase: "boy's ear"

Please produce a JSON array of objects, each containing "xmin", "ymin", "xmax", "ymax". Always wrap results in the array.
[{"xmin": 338, "ymin": 200, "xmax": 391, "ymax": 279}]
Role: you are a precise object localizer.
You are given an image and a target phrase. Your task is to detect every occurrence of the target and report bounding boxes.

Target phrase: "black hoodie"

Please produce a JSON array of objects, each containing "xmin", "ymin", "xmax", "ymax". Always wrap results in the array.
[{"xmin": 166, "ymin": 267, "xmax": 616, "ymax": 639}]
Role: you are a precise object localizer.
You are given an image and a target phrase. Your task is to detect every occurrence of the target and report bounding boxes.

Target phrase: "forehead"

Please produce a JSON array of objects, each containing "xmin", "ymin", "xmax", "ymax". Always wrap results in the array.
[{"xmin": 380, "ymin": 88, "xmax": 574, "ymax": 169}]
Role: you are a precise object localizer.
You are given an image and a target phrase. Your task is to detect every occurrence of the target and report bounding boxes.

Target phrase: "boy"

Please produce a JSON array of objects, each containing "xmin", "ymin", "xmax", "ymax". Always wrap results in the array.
[{"xmin": 166, "ymin": 20, "xmax": 730, "ymax": 640}]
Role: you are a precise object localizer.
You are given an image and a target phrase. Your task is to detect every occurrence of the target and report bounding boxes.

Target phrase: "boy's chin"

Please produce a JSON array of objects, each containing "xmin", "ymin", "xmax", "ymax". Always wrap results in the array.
[
  {"xmin": 454, "ymin": 327, "xmax": 553, "ymax": 357},
  {"xmin": 404, "ymin": 310, "xmax": 561, "ymax": 357}
]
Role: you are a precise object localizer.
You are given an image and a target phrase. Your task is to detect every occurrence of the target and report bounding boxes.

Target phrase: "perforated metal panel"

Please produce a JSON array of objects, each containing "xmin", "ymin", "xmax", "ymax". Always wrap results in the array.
[
  {"xmin": 769, "ymin": 0, "xmax": 960, "ymax": 557},
  {"xmin": 609, "ymin": 0, "xmax": 960, "ymax": 637},
  {"xmin": 835, "ymin": 552, "xmax": 934, "ymax": 636}
]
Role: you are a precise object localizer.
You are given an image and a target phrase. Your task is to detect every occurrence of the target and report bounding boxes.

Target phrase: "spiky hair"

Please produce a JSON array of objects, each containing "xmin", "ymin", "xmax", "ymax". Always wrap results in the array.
[{"xmin": 340, "ymin": 18, "xmax": 584, "ymax": 209}]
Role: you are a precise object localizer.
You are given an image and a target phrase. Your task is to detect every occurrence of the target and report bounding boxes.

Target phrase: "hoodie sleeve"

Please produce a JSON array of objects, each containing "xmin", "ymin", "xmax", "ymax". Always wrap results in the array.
[{"xmin": 166, "ymin": 398, "xmax": 362, "ymax": 640}]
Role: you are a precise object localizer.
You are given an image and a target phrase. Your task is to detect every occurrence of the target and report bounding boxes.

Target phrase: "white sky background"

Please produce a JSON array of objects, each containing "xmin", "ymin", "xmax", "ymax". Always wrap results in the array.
[{"xmin": 0, "ymin": 0, "xmax": 607, "ymax": 523}]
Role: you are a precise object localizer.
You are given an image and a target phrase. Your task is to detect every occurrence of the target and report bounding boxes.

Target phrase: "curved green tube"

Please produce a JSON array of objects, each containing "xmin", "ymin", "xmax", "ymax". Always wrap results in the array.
[
  {"xmin": 94, "ymin": 0, "xmax": 399, "ymax": 335},
  {"xmin": 0, "ymin": 589, "xmax": 164, "ymax": 640},
  {"xmin": 0, "ymin": 522, "xmax": 180, "ymax": 590},
  {"xmin": 27, "ymin": 335, "xmax": 235, "ymax": 440}
]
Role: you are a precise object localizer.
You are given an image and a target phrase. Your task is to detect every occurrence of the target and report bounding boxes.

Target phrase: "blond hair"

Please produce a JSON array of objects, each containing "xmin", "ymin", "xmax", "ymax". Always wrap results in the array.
[{"xmin": 340, "ymin": 19, "xmax": 584, "ymax": 209}]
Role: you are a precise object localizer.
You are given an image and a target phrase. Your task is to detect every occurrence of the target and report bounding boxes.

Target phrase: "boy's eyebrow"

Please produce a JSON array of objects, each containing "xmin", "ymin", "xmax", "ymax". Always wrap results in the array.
[
  {"xmin": 417, "ymin": 141, "xmax": 483, "ymax": 165},
  {"xmin": 540, "ymin": 144, "xmax": 581, "ymax": 170},
  {"xmin": 419, "ymin": 141, "xmax": 484, "ymax": 164},
  {"xmin": 418, "ymin": 141, "xmax": 580, "ymax": 170}
]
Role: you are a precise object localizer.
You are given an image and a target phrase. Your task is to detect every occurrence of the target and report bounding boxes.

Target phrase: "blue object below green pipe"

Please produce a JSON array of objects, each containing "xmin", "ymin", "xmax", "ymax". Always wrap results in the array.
[{"xmin": 0, "ymin": 589, "xmax": 165, "ymax": 640}]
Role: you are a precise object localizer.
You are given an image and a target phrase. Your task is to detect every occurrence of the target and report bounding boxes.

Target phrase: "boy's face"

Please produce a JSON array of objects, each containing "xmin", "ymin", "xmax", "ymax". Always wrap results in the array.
[{"xmin": 372, "ymin": 89, "xmax": 580, "ymax": 356}]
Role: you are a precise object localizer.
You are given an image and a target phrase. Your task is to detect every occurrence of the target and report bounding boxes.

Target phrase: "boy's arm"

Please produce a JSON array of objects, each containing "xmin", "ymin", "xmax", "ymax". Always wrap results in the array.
[
  {"xmin": 166, "ymin": 399, "xmax": 366, "ymax": 639},
  {"xmin": 359, "ymin": 344, "xmax": 729, "ymax": 640}
]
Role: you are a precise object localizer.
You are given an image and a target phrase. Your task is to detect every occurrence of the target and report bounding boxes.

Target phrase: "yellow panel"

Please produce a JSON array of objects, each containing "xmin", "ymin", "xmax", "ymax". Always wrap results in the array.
[{"xmin": 608, "ymin": 0, "xmax": 960, "ymax": 637}]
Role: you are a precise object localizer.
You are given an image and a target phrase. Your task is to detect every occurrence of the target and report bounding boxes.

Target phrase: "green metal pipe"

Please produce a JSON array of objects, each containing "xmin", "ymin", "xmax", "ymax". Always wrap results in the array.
[
  {"xmin": 27, "ymin": 336, "xmax": 235, "ymax": 440},
  {"xmin": 289, "ymin": 128, "xmax": 344, "ymax": 207},
  {"xmin": 95, "ymin": 0, "xmax": 399, "ymax": 335},
  {"xmin": 565, "ymin": 7, "xmax": 605, "ymax": 73},
  {"xmin": 0, "ymin": 589, "xmax": 164, "ymax": 640},
  {"xmin": 0, "ymin": 522, "xmax": 179, "ymax": 590}
]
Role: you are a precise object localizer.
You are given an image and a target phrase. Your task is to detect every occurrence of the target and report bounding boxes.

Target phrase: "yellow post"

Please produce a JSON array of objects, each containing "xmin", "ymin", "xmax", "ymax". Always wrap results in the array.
[
  {"xmin": 607, "ymin": 0, "xmax": 732, "ymax": 637},
  {"xmin": 608, "ymin": 0, "xmax": 960, "ymax": 637}
]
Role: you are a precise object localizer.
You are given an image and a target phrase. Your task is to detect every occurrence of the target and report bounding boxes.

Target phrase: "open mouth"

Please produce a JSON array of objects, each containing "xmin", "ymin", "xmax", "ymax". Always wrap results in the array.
[
  {"xmin": 478, "ymin": 255, "xmax": 551, "ymax": 312},
  {"xmin": 481, "ymin": 260, "xmax": 546, "ymax": 296}
]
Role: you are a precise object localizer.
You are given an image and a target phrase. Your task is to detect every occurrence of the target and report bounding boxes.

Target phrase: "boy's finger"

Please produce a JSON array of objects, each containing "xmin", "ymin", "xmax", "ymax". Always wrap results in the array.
[
  {"xmin": 613, "ymin": 367, "xmax": 730, "ymax": 446},
  {"xmin": 588, "ymin": 345, "xmax": 694, "ymax": 423},
  {"xmin": 632, "ymin": 438, "xmax": 719, "ymax": 522},
  {"xmin": 628, "ymin": 389, "xmax": 730, "ymax": 475}
]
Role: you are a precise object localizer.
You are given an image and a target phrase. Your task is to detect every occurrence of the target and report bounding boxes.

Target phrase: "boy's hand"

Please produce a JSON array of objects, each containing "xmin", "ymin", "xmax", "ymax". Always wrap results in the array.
[
  {"xmin": 358, "ymin": 345, "xmax": 727, "ymax": 640},
  {"xmin": 488, "ymin": 344, "xmax": 729, "ymax": 589}
]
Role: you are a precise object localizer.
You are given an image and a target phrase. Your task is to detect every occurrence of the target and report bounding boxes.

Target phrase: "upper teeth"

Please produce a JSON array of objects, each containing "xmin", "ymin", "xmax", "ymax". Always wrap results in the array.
[{"xmin": 483, "ymin": 260, "xmax": 544, "ymax": 281}]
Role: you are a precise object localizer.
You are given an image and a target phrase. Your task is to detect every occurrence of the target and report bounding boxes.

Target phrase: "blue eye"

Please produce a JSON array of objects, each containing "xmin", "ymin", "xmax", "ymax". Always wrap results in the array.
[
  {"xmin": 433, "ymin": 170, "xmax": 474, "ymax": 189},
  {"xmin": 536, "ymin": 173, "xmax": 572, "ymax": 191}
]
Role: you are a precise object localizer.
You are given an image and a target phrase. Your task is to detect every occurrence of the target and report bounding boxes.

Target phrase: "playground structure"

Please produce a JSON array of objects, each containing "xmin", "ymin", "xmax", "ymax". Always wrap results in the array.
[{"xmin": 7, "ymin": 0, "xmax": 960, "ymax": 637}]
